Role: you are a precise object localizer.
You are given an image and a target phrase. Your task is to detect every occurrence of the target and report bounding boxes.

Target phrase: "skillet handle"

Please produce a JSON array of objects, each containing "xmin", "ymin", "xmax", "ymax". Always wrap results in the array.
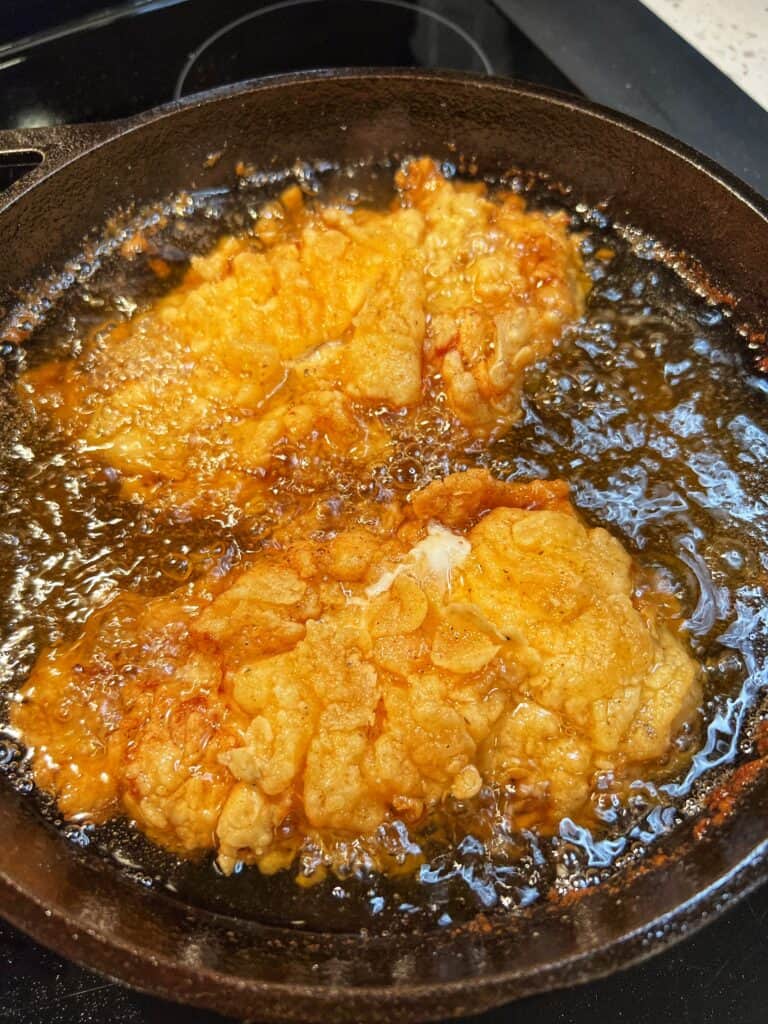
[{"xmin": 0, "ymin": 121, "xmax": 121, "ymax": 194}]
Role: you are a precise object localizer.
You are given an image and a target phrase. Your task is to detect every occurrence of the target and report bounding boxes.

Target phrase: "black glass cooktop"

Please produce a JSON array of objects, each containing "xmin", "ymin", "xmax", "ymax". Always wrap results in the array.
[
  {"xmin": 0, "ymin": 0, "xmax": 574, "ymax": 130},
  {"xmin": 1, "ymin": 0, "xmax": 766, "ymax": 190},
  {"xmin": 0, "ymin": 2, "xmax": 765, "ymax": 1023}
]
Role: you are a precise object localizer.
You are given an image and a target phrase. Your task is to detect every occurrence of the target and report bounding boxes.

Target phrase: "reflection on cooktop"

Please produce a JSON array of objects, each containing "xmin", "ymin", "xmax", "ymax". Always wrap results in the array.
[
  {"xmin": 175, "ymin": 0, "xmax": 493, "ymax": 97},
  {"xmin": 0, "ymin": 0, "xmax": 576, "ymax": 130}
]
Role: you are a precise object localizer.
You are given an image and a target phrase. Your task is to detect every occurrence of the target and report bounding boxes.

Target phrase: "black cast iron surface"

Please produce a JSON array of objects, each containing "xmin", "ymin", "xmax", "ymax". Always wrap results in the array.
[
  {"xmin": 0, "ymin": 69, "xmax": 767, "ymax": 1022},
  {"xmin": 3, "ymin": 882, "xmax": 767, "ymax": 1024}
]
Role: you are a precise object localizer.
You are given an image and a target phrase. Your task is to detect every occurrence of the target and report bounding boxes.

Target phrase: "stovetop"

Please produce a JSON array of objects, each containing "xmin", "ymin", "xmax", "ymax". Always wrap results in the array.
[
  {"xmin": 1, "ymin": 0, "xmax": 767, "ymax": 191},
  {"xmin": 0, "ymin": 1, "xmax": 766, "ymax": 1022},
  {"xmin": 0, "ymin": 0, "xmax": 574, "ymax": 129}
]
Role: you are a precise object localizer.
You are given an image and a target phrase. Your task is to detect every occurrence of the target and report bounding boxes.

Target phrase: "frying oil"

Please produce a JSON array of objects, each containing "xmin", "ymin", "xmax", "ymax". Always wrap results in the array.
[{"xmin": 0, "ymin": 161, "xmax": 766, "ymax": 933}]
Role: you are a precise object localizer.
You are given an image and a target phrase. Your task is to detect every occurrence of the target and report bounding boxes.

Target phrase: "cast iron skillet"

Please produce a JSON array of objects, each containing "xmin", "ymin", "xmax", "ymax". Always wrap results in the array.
[{"xmin": 0, "ymin": 70, "xmax": 767, "ymax": 1023}]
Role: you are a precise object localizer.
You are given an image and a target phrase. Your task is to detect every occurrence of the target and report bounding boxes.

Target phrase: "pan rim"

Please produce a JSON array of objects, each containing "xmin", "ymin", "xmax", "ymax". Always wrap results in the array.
[
  {"xmin": 3, "ymin": 67, "xmax": 767, "ymax": 223},
  {"xmin": 1, "ymin": 834, "xmax": 767, "ymax": 1013}
]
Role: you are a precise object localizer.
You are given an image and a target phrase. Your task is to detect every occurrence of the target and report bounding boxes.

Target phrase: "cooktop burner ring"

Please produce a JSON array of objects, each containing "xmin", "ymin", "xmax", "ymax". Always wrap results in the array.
[{"xmin": 173, "ymin": 0, "xmax": 494, "ymax": 99}]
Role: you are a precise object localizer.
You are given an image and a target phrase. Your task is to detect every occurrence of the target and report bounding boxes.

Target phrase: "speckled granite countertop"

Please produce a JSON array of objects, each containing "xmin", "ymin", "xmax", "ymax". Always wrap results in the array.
[{"xmin": 641, "ymin": 0, "xmax": 768, "ymax": 110}]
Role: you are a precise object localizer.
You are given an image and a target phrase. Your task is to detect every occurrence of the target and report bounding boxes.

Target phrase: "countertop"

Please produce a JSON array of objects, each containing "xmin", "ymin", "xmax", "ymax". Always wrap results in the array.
[{"xmin": 640, "ymin": 0, "xmax": 768, "ymax": 112}]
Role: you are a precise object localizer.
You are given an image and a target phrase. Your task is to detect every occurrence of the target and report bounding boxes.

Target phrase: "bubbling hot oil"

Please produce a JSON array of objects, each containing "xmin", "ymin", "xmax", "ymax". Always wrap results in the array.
[{"xmin": 0, "ymin": 162, "xmax": 767, "ymax": 932}]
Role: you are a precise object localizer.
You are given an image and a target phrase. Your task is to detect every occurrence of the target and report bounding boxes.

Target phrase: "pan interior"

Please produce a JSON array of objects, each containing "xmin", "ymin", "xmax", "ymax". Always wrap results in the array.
[{"xmin": 1, "ymin": 155, "xmax": 767, "ymax": 939}]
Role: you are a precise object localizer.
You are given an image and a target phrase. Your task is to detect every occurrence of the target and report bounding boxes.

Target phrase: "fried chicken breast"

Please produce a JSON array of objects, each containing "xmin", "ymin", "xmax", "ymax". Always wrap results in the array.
[
  {"xmin": 13, "ymin": 470, "xmax": 699, "ymax": 877},
  {"xmin": 20, "ymin": 161, "xmax": 588, "ymax": 518}
]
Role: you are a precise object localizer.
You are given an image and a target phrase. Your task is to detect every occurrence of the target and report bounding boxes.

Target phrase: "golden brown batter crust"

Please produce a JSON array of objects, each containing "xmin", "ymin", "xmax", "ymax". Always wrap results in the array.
[
  {"xmin": 13, "ymin": 470, "xmax": 699, "ymax": 877},
  {"xmin": 20, "ymin": 160, "xmax": 588, "ymax": 519}
]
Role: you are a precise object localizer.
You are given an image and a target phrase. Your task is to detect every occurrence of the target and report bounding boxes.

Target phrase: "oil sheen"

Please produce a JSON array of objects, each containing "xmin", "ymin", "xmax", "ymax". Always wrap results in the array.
[{"xmin": 0, "ymin": 162, "xmax": 766, "ymax": 932}]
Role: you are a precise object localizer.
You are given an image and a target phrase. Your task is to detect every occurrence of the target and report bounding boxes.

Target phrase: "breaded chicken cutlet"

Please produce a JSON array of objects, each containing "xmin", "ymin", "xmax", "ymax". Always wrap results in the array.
[
  {"xmin": 21, "ymin": 159, "xmax": 588, "ymax": 518},
  {"xmin": 13, "ymin": 470, "xmax": 699, "ymax": 877}
]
